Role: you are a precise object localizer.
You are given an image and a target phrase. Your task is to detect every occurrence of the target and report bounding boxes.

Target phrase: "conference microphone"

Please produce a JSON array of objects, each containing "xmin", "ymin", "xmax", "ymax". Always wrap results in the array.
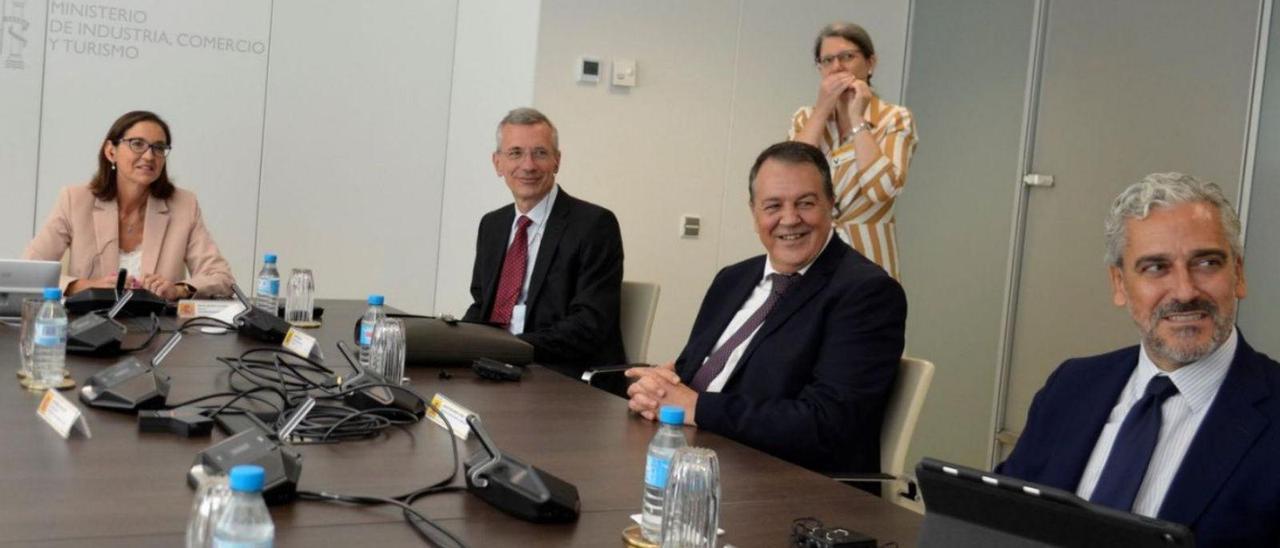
[
  {"xmin": 464, "ymin": 414, "xmax": 580, "ymax": 523},
  {"xmin": 66, "ymin": 289, "xmax": 133, "ymax": 356},
  {"xmin": 334, "ymin": 341, "xmax": 426, "ymax": 419},
  {"xmin": 187, "ymin": 397, "xmax": 308, "ymax": 505},
  {"xmin": 230, "ymin": 284, "xmax": 291, "ymax": 343},
  {"xmin": 66, "ymin": 269, "xmax": 167, "ymax": 316},
  {"xmin": 80, "ymin": 329, "xmax": 178, "ymax": 411}
]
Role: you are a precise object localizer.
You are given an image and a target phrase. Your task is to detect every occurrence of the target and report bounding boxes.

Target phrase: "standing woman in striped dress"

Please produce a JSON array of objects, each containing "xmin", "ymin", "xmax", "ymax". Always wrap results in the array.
[{"xmin": 790, "ymin": 22, "xmax": 918, "ymax": 281}]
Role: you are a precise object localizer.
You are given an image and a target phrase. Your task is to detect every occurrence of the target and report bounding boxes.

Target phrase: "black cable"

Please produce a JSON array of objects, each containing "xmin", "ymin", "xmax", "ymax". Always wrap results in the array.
[
  {"xmin": 120, "ymin": 313, "xmax": 161, "ymax": 352},
  {"xmin": 296, "ymin": 490, "xmax": 467, "ymax": 547},
  {"xmin": 295, "ymin": 399, "xmax": 467, "ymax": 547}
]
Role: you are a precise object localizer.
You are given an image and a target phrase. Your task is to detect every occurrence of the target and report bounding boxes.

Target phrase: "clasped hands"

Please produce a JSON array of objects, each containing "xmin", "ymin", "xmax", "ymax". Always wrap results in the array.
[
  {"xmin": 817, "ymin": 72, "xmax": 872, "ymax": 122},
  {"xmin": 625, "ymin": 361, "xmax": 697, "ymax": 425}
]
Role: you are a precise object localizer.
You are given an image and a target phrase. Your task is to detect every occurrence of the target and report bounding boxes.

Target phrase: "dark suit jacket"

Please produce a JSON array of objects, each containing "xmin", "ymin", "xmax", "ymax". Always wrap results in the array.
[
  {"xmin": 462, "ymin": 188, "xmax": 626, "ymax": 373},
  {"xmin": 675, "ymin": 238, "xmax": 906, "ymax": 475},
  {"xmin": 998, "ymin": 335, "xmax": 1280, "ymax": 547}
]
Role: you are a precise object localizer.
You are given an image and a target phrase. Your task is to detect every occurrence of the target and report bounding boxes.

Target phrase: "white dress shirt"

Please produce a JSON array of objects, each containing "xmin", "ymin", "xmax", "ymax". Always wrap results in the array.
[
  {"xmin": 505, "ymin": 184, "xmax": 558, "ymax": 335},
  {"xmin": 702, "ymin": 230, "xmax": 834, "ymax": 392},
  {"xmin": 1074, "ymin": 328, "xmax": 1237, "ymax": 517}
]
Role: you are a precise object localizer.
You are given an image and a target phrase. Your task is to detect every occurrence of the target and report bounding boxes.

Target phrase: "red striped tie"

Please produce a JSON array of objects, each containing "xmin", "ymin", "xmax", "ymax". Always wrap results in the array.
[{"xmin": 489, "ymin": 215, "xmax": 533, "ymax": 327}]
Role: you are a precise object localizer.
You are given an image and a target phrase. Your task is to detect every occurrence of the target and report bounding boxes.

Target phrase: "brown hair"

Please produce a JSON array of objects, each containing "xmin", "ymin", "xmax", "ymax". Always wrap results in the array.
[
  {"xmin": 813, "ymin": 22, "xmax": 876, "ymax": 82},
  {"xmin": 89, "ymin": 110, "xmax": 175, "ymax": 201}
]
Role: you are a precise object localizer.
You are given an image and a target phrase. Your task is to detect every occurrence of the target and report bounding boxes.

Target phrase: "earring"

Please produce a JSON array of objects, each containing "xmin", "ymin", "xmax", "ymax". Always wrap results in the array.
[{"xmin": 111, "ymin": 162, "xmax": 116, "ymax": 171}]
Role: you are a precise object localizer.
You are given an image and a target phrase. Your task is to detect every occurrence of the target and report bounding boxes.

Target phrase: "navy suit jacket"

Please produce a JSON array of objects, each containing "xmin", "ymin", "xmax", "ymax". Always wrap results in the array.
[
  {"xmin": 462, "ymin": 189, "xmax": 626, "ymax": 374},
  {"xmin": 676, "ymin": 238, "xmax": 906, "ymax": 475},
  {"xmin": 998, "ymin": 336, "xmax": 1280, "ymax": 547}
]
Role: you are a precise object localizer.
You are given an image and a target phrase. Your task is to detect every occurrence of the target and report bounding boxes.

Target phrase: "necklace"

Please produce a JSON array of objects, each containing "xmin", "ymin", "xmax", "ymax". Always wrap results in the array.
[{"xmin": 120, "ymin": 210, "xmax": 144, "ymax": 235}]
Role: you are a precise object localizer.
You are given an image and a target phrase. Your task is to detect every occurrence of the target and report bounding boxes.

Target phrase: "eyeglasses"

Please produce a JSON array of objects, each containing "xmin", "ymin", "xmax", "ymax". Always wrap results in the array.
[
  {"xmin": 790, "ymin": 517, "xmax": 857, "ymax": 548},
  {"xmin": 501, "ymin": 147, "xmax": 554, "ymax": 162},
  {"xmin": 118, "ymin": 138, "xmax": 172, "ymax": 158},
  {"xmin": 816, "ymin": 49, "xmax": 862, "ymax": 68}
]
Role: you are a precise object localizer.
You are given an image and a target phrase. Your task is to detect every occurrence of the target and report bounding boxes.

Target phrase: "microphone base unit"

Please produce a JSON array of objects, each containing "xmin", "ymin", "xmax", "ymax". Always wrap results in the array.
[
  {"xmin": 66, "ymin": 313, "xmax": 126, "ymax": 356},
  {"xmin": 464, "ymin": 449, "xmax": 581, "ymax": 523},
  {"xmin": 190, "ymin": 429, "xmax": 302, "ymax": 506},
  {"xmin": 79, "ymin": 357, "xmax": 171, "ymax": 411}
]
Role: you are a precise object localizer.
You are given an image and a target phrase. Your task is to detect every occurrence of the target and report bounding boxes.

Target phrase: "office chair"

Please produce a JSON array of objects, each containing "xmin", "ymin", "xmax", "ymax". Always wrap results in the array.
[
  {"xmin": 580, "ymin": 281, "xmax": 660, "ymax": 392},
  {"xmin": 835, "ymin": 356, "xmax": 934, "ymax": 513}
]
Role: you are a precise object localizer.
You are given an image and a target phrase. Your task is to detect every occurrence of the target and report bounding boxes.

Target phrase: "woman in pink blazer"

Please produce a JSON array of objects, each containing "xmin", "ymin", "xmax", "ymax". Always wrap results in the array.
[{"xmin": 23, "ymin": 111, "xmax": 235, "ymax": 300}]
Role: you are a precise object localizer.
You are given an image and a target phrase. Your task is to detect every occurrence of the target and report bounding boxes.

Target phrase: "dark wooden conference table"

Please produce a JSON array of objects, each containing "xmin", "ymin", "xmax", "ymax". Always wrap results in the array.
[{"xmin": 0, "ymin": 299, "xmax": 921, "ymax": 547}]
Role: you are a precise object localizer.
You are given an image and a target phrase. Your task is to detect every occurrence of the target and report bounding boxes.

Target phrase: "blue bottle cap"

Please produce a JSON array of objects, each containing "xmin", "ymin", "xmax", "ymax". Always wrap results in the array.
[
  {"xmin": 263, "ymin": 253, "xmax": 277, "ymax": 263},
  {"xmin": 228, "ymin": 464, "xmax": 266, "ymax": 493},
  {"xmin": 368, "ymin": 294, "xmax": 384, "ymax": 305},
  {"xmin": 658, "ymin": 405, "xmax": 685, "ymax": 425},
  {"xmin": 43, "ymin": 287, "xmax": 62, "ymax": 300}
]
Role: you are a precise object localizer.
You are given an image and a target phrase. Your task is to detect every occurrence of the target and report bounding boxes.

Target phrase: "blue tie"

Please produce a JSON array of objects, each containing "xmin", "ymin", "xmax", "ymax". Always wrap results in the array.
[{"xmin": 1089, "ymin": 375, "xmax": 1179, "ymax": 511}]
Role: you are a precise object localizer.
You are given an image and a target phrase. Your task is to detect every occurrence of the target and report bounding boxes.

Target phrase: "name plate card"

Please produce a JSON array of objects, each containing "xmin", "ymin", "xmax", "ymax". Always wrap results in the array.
[
  {"xmin": 426, "ymin": 393, "xmax": 473, "ymax": 440},
  {"xmin": 37, "ymin": 389, "xmax": 92, "ymax": 439},
  {"xmin": 282, "ymin": 328, "xmax": 320, "ymax": 359}
]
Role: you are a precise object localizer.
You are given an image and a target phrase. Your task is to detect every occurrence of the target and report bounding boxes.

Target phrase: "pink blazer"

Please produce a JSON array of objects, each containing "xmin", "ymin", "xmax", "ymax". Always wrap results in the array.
[{"xmin": 23, "ymin": 184, "xmax": 235, "ymax": 297}]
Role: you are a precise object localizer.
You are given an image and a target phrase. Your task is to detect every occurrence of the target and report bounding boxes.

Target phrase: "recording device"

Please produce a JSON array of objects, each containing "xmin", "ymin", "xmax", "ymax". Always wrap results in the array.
[
  {"xmin": 464, "ymin": 414, "xmax": 580, "ymax": 523},
  {"xmin": 79, "ymin": 330, "xmax": 181, "ymax": 411},
  {"xmin": 188, "ymin": 428, "xmax": 302, "ymax": 505},
  {"xmin": 472, "ymin": 357, "xmax": 524, "ymax": 382},
  {"xmin": 916, "ymin": 458, "xmax": 1194, "ymax": 547},
  {"xmin": 138, "ymin": 406, "xmax": 214, "ymax": 437},
  {"xmin": 230, "ymin": 284, "xmax": 291, "ymax": 343},
  {"xmin": 335, "ymin": 341, "xmax": 427, "ymax": 419},
  {"xmin": 790, "ymin": 517, "xmax": 877, "ymax": 548},
  {"xmin": 66, "ymin": 290, "xmax": 132, "ymax": 356},
  {"xmin": 65, "ymin": 269, "xmax": 167, "ymax": 316}
]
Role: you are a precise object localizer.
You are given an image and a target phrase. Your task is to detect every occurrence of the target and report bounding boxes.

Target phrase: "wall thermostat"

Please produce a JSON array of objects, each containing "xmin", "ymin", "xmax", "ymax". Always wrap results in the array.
[{"xmin": 577, "ymin": 56, "xmax": 601, "ymax": 83}]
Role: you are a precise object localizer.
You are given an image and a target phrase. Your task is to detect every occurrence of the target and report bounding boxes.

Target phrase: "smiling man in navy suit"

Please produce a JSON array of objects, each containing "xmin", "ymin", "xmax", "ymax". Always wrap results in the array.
[
  {"xmin": 998, "ymin": 173, "xmax": 1280, "ymax": 547},
  {"xmin": 625, "ymin": 141, "xmax": 906, "ymax": 476}
]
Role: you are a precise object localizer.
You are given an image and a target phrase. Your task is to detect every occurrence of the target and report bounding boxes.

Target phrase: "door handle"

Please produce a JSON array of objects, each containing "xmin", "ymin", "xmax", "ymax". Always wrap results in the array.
[{"xmin": 1023, "ymin": 173, "xmax": 1055, "ymax": 187}]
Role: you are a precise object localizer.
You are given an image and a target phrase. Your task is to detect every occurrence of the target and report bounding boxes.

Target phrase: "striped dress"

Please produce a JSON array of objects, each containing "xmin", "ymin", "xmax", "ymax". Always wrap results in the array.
[{"xmin": 789, "ymin": 96, "xmax": 918, "ymax": 280}]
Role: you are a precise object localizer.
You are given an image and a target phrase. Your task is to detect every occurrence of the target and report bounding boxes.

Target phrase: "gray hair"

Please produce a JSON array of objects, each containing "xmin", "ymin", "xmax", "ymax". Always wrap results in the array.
[
  {"xmin": 1104, "ymin": 172, "xmax": 1243, "ymax": 266},
  {"xmin": 495, "ymin": 107, "xmax": 559, "ymax": 152}
]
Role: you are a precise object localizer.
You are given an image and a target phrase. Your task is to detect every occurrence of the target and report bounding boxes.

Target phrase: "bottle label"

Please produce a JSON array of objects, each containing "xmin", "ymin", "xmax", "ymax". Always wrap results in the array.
[
  {"xmin": 34, "ymin": 321, "xmax": 66, "ymax": 347},
  {"xmin": 359, "ymin": 320, "xmax": 375, "ymax": 346},
  {"xmin": 256, "ymin": 278, "xmax": 279, "ymax": 297},
  {"xmin": 645, "ymin": 455, "xmax": 671, "ymax": 489}
]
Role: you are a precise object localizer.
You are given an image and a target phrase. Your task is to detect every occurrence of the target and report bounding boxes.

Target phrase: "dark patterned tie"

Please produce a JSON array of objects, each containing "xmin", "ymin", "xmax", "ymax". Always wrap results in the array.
[
  {"xmin": 689, "ymin": 273, "xmax": 799, "ymax": 391},
  {"xmin": 489, "ymin": 216, "xmax": 532, "ymax": 327},
  {"xmin": 1089, "ymin": 375, "xmax": 1179, "ymax": 511}
]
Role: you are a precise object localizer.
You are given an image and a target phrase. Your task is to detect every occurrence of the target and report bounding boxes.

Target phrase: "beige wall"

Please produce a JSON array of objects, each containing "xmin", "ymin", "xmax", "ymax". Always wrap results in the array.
[{"xmin": 533, "ymin": 0, "xmax": 910, "ymax": 361}]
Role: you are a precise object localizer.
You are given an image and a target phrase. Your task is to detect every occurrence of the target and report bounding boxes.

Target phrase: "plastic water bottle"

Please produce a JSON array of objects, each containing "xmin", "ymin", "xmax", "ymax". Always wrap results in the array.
[
  {"xmin": 185, "ymin": 466, "xmax": 230, "ymax": 548},
  {"xmin": 358, "ymin": 294, "xmax": 385, "ymax": 369},
  {"xmin": 253, "ymin": 254, "xmax": 280, "ymax": 315},
  {"xmin": 641, "ymin": 405, "xmax": 688, "ymax": 541},
  {"xmin": 31, "ymin": 287, "xmax": 67, "ymax": 390},
  {"xmin": 212, "ymin": 464, "xmax": 274, "ymax": 548}
]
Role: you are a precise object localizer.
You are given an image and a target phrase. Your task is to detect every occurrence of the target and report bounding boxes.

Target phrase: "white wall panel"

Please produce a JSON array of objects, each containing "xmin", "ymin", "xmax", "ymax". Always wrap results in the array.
[
  {"xmin": 433, "ymin": 0, "xmax": 540, "ymax": 318},
  {"xmin": 257, "ymin": 0, "xmax": 456, "ymax": 314},
  {"xmin": 0, "ymin": 0, "xmax": 46, "ymax": 256}
]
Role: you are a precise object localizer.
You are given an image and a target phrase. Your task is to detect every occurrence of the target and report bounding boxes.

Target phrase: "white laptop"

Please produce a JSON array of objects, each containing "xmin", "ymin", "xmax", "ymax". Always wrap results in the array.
[{"xmin": 0, "ymin": 259, "xmax": 62, "ymax": 318}]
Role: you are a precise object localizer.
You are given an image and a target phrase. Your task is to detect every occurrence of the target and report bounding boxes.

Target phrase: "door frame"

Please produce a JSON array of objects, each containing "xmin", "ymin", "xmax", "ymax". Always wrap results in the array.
[{"xmin": 986, "ymin": 0, "xmax": 1272, "ymax": 469}]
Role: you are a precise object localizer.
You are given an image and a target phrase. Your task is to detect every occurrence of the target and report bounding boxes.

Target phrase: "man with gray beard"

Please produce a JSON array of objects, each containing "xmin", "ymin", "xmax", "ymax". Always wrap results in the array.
[{"xmin": 997, "ymin": 173, "xmax": 1280, "ymax": 547}]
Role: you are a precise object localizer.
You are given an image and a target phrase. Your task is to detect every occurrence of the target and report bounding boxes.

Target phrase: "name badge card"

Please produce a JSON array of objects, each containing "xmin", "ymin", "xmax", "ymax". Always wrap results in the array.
[
  {"xmin": 37, "ymin": 389, "xmax": 92, "ymax": 439},
  {"xmin": 282, "ymin": 328, "xmax": 319, "ymax": 359},
  {"xmin": 426, "ymin": 393, "xmax": 474, "ymax": 440}
]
